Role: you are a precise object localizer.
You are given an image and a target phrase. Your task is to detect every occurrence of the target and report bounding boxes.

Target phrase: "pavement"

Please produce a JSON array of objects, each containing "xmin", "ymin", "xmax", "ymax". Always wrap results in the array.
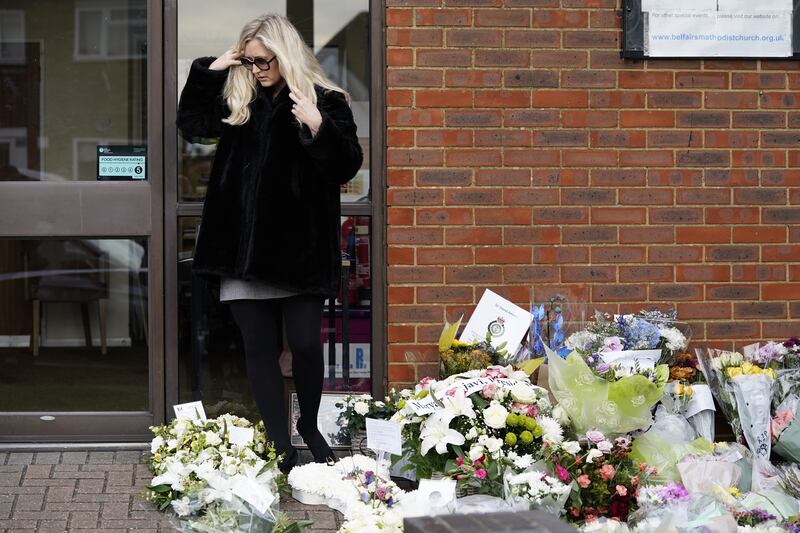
[{"xmin": 0, "ymin": 449, "xmax": 343, "ymax": 533}]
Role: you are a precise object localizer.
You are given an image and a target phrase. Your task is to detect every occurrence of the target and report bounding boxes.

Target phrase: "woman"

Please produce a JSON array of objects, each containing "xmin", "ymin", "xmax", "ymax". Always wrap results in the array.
[{"xmin": 177, "ymin": 14, "xmax": 363, "ymax": 471}]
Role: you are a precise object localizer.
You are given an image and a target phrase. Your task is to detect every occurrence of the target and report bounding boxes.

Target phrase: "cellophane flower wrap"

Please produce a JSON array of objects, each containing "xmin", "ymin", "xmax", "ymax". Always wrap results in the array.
[
  {"xmin": 503, "ymin": 469, "xmax": 571, "ymax": 514},
  {"xmin": 772, "ymin": 394, "xmax": 800, "ymax": 464},
  {"xmin": 545, "ymin": 345, "xmax": 668, "ymax": 437},
  {"xmin": 147, "ymin": 414, "xmax": 292, "ymax": 533},
  {"xmin": 389, "ymin": 365, "xmax": 567, "ymax": 496}
]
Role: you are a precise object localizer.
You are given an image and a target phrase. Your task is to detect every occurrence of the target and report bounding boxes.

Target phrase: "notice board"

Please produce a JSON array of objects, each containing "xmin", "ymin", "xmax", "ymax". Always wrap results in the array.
[{"xmin": 622, "ymin": 0, "xmax": 800, "ymax": 58}]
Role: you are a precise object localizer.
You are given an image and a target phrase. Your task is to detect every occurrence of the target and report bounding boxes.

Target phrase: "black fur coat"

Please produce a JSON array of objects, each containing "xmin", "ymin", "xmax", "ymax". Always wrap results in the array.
[{"xmin": 177, "ymin": 57, "xmax": 363, "ymax": 296}]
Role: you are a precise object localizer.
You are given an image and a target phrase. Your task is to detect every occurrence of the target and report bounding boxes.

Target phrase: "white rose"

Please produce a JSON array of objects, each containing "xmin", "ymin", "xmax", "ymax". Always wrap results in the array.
[
  {"xmin": 478, "ymin": 434, "xmax": 489, "ymax": 446},
  {"xmin": 561, "ymin": 441, "xmax": 581, "ymax": 455},
  {"xmin": 374, "ymin": 401, "xmax": 386, "ymax": 408},
  {"xmin": 167, "ymin": 439, "xmax": 178, "ymax": 451},
  {"xmin": 482, "ymin": 401, "xmax": 509, "ymax": 429},
  {"xmin": 510, "ymin": 383, "xmax": 536, "ymax": 404},
  {"xmin": 465, "ymin": 427, "xmax": 478, "ymax": 440},
  {"xmin": 485, "ymin": 437, "xmax": 503, "ymax": 453},
  {"xmin": 585, "ymin": 449, "xmax": 603, "ymax": 464},
  {"xmin": 468, "ymin": 445, "xmax": 485, "ymax": 462},
  {"xmin": 171, "ymin": 496, "xmax": 192, "ymax": 517},
  {"xmin": 354, "ymin": 401, "xmax": 369, "ymax": 416}
]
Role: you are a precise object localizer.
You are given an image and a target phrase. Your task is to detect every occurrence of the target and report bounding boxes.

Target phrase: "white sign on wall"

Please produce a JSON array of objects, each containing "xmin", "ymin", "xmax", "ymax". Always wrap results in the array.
[{"xmin": 643, "ymin": 0, "xmax": 793, "ymax": 58}]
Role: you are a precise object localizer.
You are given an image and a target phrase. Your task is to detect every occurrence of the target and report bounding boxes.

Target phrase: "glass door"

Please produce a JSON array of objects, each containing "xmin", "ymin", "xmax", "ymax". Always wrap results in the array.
[{"xmin": 0, "ymin": 0, "xmax": 164, "ymax": 440}]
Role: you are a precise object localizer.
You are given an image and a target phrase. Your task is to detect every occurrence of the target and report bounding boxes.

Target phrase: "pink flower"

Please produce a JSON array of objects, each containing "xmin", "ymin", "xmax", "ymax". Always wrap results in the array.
[
  {"xmin": 511, "ymin": 402, "xmax": 538, "ymax": 417},
  {"xmin": 616, "ymin": 484, "xmax": 628, "ymax": 497},
  {"xmin": 600, "ymin": 464, "xmax": 616, "ymax": 480},
  {"xmin": 456, "ymin": 456, "xmax": 464, "ymax": 466},
  {"xmin": 596, "ymin": 440, "xmax": 614, "ymax": 453},
  {"xmin": 577, "ymin": 475, "xmax": 591, "ymax": 488},
  {"xmin": 475, "ymin": 468, "xmax": 487, "ymax": 480},
  {"xmin": 445, "ymin": 388, "xmax": 457, "ymax": 397},
  {"xmin": 481, "ymin": 383, "xmax": 497, "ymax": 399},
  {"xmin": 602, "ymin": 336, "xmax": 624, "ymax": 352},
  {"xmin": 556, "ymin": 463, "xmax": 570, "ymax": 483},
  {"xmin": 586, "ymin": 430, "xmax": 606, "ymax": 443},
  {"xmin": 771, "ymin": 409, "xmax": 795, "ymax": 440},
  {"xmin": 484, "ymin": 366, "xmax": 507, "ymax": 378},
  {"xmin": 418, "ymin": 376, "xmax": 435, "ymax": 389}
]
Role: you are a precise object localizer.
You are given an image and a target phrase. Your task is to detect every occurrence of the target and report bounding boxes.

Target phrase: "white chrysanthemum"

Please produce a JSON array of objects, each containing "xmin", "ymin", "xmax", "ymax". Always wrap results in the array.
[
  {"xmin": 536, "ymin": 416, "xmax": 564, "ymax": 444},
  {"xmin": 511, "ymin": 453, "xmax": 533, "ymax": 470},
  {"xmin": 659, "ymin": 326, "xmax": 687, "ymax": 352}
]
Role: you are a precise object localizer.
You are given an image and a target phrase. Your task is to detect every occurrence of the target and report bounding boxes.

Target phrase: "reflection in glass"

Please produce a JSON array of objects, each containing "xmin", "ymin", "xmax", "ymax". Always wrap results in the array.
[
  {"xmin": 0, "ymin": 238, "xmax": 149, "ymax": 411},
  {"xmin": 177, "ymin": 0, "xmax": 370, "ymax": 202},
  {"xmin": 177, "ymin": 216, "xmax": 370, "ymax": 421},
  {"xmin": 0, "ymin": 1, "xmax": 147, "ymax": 182}
]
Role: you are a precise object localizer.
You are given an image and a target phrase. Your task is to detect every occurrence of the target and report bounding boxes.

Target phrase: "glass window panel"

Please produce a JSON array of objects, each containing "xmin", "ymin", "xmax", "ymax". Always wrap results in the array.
[
  {"xmin": 0, "ymin": 1, "xmax": 147, "ymax": 182},
  {"xmin": 0, "ymin": 238, "xmax": 149, "ymax": 411},
  {"xmin": 177, "ymin": 1, "xmax": 369, "ymax": 203},
  {"xmin": 177, "ymin": 216, "xmax": 370, "ymax": 420}
]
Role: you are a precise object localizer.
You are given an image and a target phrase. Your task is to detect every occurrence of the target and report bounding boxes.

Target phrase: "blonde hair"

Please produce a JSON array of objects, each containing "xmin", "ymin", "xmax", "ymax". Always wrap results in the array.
[{"xmin": 223, "ymin": 14, "xmax": 348, "ymax": 126}]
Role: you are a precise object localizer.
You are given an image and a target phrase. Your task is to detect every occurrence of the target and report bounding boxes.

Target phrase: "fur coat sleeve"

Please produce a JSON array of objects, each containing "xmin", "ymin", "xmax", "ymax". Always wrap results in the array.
[{"xmin": 176, "ymin": 57, "xmax": 229, "ymax": 140}]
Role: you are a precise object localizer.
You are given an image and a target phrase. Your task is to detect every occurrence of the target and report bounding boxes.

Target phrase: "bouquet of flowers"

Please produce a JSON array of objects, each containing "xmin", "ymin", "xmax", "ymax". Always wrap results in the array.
[
  {"xmin": 147, "ymin": 414, "xmax": 292, "ymax": 533},
  {"xmin": 546, "ymin": 344, "xmax": 668, "ymax": 436},
  {"xmin": 504, "ymin": 469, "xmax": 571, "ymax": 514},
  {"xmin": 548, "ymin": 431, "xmax": 655, "ymax": 524},
  {"xmin": 438, "ymin": 317, "xmax": 509, "ymax": 378},
  {"xmin": 664, "ymin": 351, "xmax": 716, "ymax": 442},
  {"xmin": 334, "ymin": 391, "xmax": 403, "ymax": 448},
  {"xmin": 390, "ymin": 366, "xmax": 566, "ymax": 495},
  {"xmin": 697, "ymin": 348, "xmax": 776, "ymax": 476},
  {"xmin": 565, "ymin": 310, "xmax": 689, "ymax": 374}
]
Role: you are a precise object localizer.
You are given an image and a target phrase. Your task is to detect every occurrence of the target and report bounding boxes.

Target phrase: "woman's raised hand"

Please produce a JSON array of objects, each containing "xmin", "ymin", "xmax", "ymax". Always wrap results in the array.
[
  {"xmin": 209, "ymin": 48, "xmax": 242, "ymax": 71},
  {"xmin": 289, "ymin": 91, "xmax": 323, "ymax": 136}
]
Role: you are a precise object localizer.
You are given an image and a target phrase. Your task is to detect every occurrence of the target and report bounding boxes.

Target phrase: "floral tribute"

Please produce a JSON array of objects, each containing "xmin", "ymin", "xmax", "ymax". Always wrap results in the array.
[
  {"xmin": 437, "ymin": 317, "xmax": 510, "ymax": 378},
  {"xmin": 390, "ymin": 365, "xmax": 570, "ymax": 496},
  {"xmin": 147, "ymin": 414, "xmax": 304, "ymax": 533}
]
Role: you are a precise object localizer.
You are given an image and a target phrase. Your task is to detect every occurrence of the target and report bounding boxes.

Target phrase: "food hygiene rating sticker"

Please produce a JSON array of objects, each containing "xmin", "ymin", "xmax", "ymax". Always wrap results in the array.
[{"xmin": 97, "ymin": 145, "xmax": 147, "ymax": 181}]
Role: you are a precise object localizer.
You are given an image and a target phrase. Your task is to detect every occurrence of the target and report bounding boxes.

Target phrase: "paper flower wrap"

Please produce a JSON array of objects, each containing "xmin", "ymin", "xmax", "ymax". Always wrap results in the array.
[
  {"xmin": 546, "ymin": 347, "xmax": 667, "ymax": 436},
  {"xmin": 730, "ymin": 373, "xmax": 774, "ymax": 491}
]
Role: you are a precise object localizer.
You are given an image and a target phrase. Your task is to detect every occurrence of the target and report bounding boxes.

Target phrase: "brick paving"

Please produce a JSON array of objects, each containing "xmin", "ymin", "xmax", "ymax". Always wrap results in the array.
[{"xmin": 0, "ymin": 450, "xmax": 342, "ymax": 533}]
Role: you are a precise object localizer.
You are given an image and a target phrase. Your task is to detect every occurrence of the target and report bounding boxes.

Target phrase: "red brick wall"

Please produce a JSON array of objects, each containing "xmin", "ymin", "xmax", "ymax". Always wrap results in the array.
[{"xmin": 384, "ymin": 0, "xmax": 800, "ymax": 389}]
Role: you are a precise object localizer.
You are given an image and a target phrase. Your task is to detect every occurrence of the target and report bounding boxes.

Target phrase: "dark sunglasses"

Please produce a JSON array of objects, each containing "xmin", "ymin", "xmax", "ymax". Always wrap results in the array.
[{"xmin": 239, "ymin": 55, "xmax": 277, "ymax": 71}]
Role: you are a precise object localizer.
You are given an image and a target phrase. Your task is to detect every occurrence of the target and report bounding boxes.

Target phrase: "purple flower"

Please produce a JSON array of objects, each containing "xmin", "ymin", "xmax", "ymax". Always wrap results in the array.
[
  {"xmin": 360, "ymin": 491, "xmax": 370, "ymax": 503},
  {"xmin": 655, "ymin": 482, "xmax": 689, "ymax": 502},
  {"xmin": 375, "ymin": 486, "xmax": 388, "ymax": 499},
  {"xmin": 364, "ymin": 470, "xmax": 374, "ymax": 485},
  {"xmin": 595, "ymin": 362, "xmax": 611, "ymax": 375},
  {"xmin": 586, "ymin": 430, "xmax": 606, "ymax": 443},
  {"xmin": 753, "ymin": 341, "xmax": 786, "ymax": 365}
]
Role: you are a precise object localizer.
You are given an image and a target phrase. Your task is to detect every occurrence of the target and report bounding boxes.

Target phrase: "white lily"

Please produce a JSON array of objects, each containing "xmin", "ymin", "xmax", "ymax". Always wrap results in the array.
[
  {"xmin": 420, "ymin": 411, "xmax": 465, "ymax": 455},
  {"xmin": 151, "ymin": 460, "xmax": 191, "ymax": 491},
  {"xmin": 440, "ymin": 388, "xmax": 476, "ymax": 419}
]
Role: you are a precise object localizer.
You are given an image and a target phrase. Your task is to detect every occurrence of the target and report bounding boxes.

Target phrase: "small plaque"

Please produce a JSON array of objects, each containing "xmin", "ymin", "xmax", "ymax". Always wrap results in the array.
[{"xmin": 97, "ymin": 145, "xmax": 147, "ymax": 181}]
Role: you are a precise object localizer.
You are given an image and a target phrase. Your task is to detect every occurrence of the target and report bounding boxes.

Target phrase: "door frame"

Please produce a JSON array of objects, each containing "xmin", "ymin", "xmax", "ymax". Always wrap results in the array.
[
  {"xmin": 0, "ymin": 0, "xmax": 165, "ymax": 441},
  {"xmin": 162, "ymin": 0, "xmax": 387, "ymax": 411}
]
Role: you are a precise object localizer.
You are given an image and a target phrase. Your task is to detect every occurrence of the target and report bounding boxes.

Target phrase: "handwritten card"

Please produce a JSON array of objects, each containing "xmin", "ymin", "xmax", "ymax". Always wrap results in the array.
[
  {"xmin": 228, "ymin": 426, "xmax": 255, "ymax": 448},
  {"xmin": 366, "ymin": 418, "xmax": 402, "ymax": 456},
  {"xmin": 459, "ymin": 289, "xmax": 530, "ymax": 355},
  {"xmin": 173, "ymin": 401, "xmax": 206, "ymax": 421}
]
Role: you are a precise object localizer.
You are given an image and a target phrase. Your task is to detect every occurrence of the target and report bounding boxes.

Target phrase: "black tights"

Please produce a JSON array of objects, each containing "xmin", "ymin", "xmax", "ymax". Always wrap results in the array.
[{"xmin": 229, "ymin": 295, "xmax": 333, "ymax": 463}]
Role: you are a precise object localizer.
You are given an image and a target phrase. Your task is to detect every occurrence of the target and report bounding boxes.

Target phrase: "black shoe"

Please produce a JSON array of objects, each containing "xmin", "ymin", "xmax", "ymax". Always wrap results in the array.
[
  {"xmin": 297, "ymin": 417, "xmax": 336, "ymax": 463},
  {"xmin": 279, "ymin": 448, "xmax": 298, "ymax": 475}
]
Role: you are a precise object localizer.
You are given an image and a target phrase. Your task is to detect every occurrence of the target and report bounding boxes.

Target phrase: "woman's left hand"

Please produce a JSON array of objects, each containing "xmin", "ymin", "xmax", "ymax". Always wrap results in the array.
[{"xmin": 289, "ymin": 91, "xmax": 323, "ymax": 137}]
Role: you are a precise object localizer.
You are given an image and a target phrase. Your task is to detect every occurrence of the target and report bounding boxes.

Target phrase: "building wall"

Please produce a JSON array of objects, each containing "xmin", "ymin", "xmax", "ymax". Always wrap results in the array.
[{"xmin": 384, "ymin": 0, "xmax": 800, "ymax": 389}]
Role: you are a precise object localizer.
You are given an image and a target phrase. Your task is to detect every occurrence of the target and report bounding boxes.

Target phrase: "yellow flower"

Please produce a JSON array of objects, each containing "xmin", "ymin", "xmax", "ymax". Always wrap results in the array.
[
  {"xmin": 728, "ymin": 487, "xmax": 741, "ymax": 497},
  {"xmin": 727, "ymin": 367, "xmax": 743, "ymax": 378},
  {"xmin": 684, "ymin": 385, "xmax": 693, "ymax": 397},
  {"xmin": 766, "ymin": 368, "xmax": 776, "ymax": 380},
  {"xmin": 741, "ymin": 361, "xmax": 754, "ymax": 374}
]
